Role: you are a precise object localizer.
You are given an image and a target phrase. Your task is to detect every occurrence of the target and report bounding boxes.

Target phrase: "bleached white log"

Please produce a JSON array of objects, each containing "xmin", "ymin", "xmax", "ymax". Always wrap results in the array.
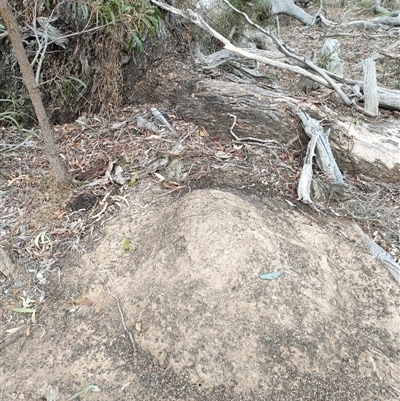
[{"xmin": 363, "ymin": 58, "xmax": 379, "ymax": 116}]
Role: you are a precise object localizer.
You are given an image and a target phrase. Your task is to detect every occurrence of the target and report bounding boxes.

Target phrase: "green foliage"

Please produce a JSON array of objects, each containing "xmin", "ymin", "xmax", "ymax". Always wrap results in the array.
[
  {"xmin": 59, "ymin": 75, "xmax": 87, "ymax": 103},
  {"xmin": 36, "ymin": 0, "xmax": 164, "ymax": 51},
  {"xmin": 87, "ymin": 0, "xmax": 164, "ymax": 51},
  {"xmin": 0, "ymin": 95, "xmax": 36, "ymax": 131},
  {"xmin": 270, "ymin": 72, "xmax": 280, "ymax": 82}
]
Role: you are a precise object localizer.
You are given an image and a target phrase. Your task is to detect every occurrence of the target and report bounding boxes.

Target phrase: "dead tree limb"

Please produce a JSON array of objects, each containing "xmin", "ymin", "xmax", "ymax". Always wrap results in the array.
[
  {"xmin": 297, "ymin": 120, "xmax": 319, "ymax": 204},
  {"xmin": 270, "ymin": 0, "xmax": 333, "ymax": 26},
  {"xmin": 363, "ymin": 58, "xmax": 379, "ymax": 116},
  {"xmin": 151, "ymin": 0, "xmax": 330, "ymax": 86},
  {"xmin": 223, "ymin": 0, "xmax": 352, "ymax": 106},
  {"xmin": 296, "ymin": 109, "xmax": 344, "ymax": 205},
  {"xmin": 353, "ymin": 223, "xmax": 400, "ymax": 286},
  {"xmin": 347, "ymin": 13, "xmax": 400, "ymax": 29}
]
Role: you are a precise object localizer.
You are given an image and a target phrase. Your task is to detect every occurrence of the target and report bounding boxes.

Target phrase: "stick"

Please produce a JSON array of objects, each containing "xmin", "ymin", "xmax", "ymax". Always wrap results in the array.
[
  {"xmin": 91, "ymin": 268, "xmax": 136, "ymax": 352},
  {"xmin": 150, "ymin": 0, "xmax": 330, "ymax": 87}
]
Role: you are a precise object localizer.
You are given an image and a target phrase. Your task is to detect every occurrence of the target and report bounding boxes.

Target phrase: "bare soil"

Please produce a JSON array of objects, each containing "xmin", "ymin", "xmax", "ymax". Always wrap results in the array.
[
  {"xmin": 1, "ymin": 3, "xmax": 400, "ymax": 401},
  {"xmin": 1, "ymin": 176, "xmax": 400, "ymax": 400}
]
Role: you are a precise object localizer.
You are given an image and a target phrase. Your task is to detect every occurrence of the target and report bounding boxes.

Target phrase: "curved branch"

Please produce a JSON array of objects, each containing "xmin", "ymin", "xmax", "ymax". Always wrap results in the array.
[
  {"xmin": 223, "ymin": 0, "xmax": 352, "ymax": 106},
  {"xmin": 150, "ymin": 0, "xmax": 330, "ymax": 87}
]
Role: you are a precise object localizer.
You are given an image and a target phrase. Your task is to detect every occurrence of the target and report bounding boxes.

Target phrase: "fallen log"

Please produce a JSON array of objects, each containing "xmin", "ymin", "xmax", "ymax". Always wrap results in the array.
[
  {"xmin": 131, "ymin": 55, "xmax": 400, "ymax": 183},
  {"xmin": 153, "ymin": 0, "xmax": 400, "ymax": 113}
]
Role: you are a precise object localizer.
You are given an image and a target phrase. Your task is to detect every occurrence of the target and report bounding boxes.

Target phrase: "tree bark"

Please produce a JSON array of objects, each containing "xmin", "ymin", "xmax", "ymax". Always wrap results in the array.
[{"xmin": 0, "ymin": 0, "xmax": 67, "ymax": 183}]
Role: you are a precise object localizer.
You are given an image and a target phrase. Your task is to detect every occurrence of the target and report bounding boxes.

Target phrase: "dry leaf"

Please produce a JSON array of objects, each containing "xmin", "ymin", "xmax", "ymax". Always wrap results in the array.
[{"xmin": 72, "ymin": 298, "xmax": 93, "ymax": 306}]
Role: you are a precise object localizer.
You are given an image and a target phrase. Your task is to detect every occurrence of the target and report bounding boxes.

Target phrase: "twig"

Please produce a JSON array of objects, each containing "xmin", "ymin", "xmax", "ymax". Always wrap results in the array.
[
  {"xmin": 275, "ymin": 15, "xmax": 280, "ymax": 38},
  {"xmin": 228, "ymin": 113, "xmax": 280, "ymax": 145},
  {"xmin": 228, "ymin": 113, "xmax": 239, "ymax": 140},
  {"xmin": 0, "ymin": 135, "xmax": 42, "ymax": 152},
  {"xmin": 151, "ymin": 108, "xmax": 176, "ymax": 133},
  {"xmin": 91, "ymin": 268, "xmax": 136, "ymax": 352}
]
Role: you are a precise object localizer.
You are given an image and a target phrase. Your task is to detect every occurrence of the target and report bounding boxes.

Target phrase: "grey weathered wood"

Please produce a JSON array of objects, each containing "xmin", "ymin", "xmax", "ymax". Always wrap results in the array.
[
  {"xmin": 347, "ymin": 13, "xmax": 400, "ymax": 29},
  {"xmin": 363, "ymin": 58, "xmax": 379, "ymax": 116},
  {"xmin": 376, "ymin": 87, "xmax": 400, "ymax": 110},
  {"xmin": 353, "ymin": 223, "xmax": 400, "ymax": 286},
  {"xmin": 297, "ymin": 110, "xmax": 344, "ymax": 185},
  {"xmin": 296, "ymin": 110, "xmax": 344, "ymax": 204},
  {"xmin": 296, "ymin": 120, "xmax": 319, "ymax": 203}
]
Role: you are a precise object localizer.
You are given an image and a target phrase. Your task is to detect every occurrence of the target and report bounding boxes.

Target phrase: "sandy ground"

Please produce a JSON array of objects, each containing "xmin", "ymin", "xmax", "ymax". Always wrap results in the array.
[{"xmin": 1, "ymin": 182, "xmax": 399, "ymax": 401}]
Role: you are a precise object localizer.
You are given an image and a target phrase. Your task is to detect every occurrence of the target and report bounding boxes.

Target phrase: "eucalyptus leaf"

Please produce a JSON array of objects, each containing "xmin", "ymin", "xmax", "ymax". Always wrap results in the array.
[
  {"xmin": 12, "ymin": 307, "xmax": 36, "ymax": 313},
  {"xmin": 69, "ymin": 384, "xmax": 100, "ymax": 400},
  {"xmin": 5, "ymin": 325, "xmax": 25, "ymax": 334},
  {"xmin": 123, "ymin": 237, "xmax": 131, "ymax": 251}
]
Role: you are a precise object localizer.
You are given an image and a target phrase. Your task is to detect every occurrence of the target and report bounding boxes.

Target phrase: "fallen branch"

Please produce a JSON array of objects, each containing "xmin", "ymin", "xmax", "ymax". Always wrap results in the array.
[
  {"xmin": 150, "ymin": 0, "xmax": 330, "ymax": 87},
  {"xmin": 353, "ymin": 223, "xmax": 400, "ymax": 286},
  {"xmin": 91, "ymin": 268, "xmax": 137, "ymax": 352},
  {"xmin": 297, "ymin": 110, "xmax": 344, "ymax": 185},
  {"xmin": 223, "ymin": 0, "xmax": 352, "ymax": 106},
  {"xmin": 380, "ymin": 49, "xmax": 400, "ymax": 60},
  {"xmin": 296, "ymin": 109, "xmax": 344, "ymax": 208},
  {"xmin": 297, "ymin": 119, "xmax": 319, "ymax": 204},
  {"xmin": 270, "ymin": 0, "xmax": 333, "ymax": 26},
  {"xmin": 346, "ymin": 13, "xmax": 400, "ymax": 29}
]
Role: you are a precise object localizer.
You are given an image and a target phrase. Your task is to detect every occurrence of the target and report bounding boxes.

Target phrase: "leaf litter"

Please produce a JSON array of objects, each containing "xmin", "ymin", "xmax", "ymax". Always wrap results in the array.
[{"xmin": 0, "ymin": 102, "xmax": 399, "ymax": 376}]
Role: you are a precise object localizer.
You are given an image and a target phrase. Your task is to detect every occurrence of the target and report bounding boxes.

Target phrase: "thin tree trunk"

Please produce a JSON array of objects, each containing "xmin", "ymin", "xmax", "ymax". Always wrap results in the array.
[{"xmin": 0, "ymin": 0, "xmax": 67, "ymax": 183}]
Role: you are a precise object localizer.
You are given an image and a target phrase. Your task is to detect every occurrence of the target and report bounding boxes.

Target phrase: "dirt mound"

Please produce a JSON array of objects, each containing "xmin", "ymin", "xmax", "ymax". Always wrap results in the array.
[
  {"xmin": 82, "ymin": 188, "xmax": 400, "ymax": 398},
  {"xmin": 1, "ymin": 187, "xmax": 399, "ymax": 400}
]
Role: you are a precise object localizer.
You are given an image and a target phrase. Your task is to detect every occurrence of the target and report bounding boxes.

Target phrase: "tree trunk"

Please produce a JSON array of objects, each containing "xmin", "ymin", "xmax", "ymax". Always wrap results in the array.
[{"xmin": 0, "ymin": 0, "xmax": 67, "ymax": 184}]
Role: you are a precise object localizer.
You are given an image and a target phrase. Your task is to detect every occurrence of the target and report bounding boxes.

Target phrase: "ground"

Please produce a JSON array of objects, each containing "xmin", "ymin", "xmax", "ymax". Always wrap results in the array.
[
  {"xmin": 1, "ymin": 2, "xmax": 400, "ymax": 400},
  {"xmin": 1, "ymin": 181, "xmax": 400, "ymax": 400}
]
